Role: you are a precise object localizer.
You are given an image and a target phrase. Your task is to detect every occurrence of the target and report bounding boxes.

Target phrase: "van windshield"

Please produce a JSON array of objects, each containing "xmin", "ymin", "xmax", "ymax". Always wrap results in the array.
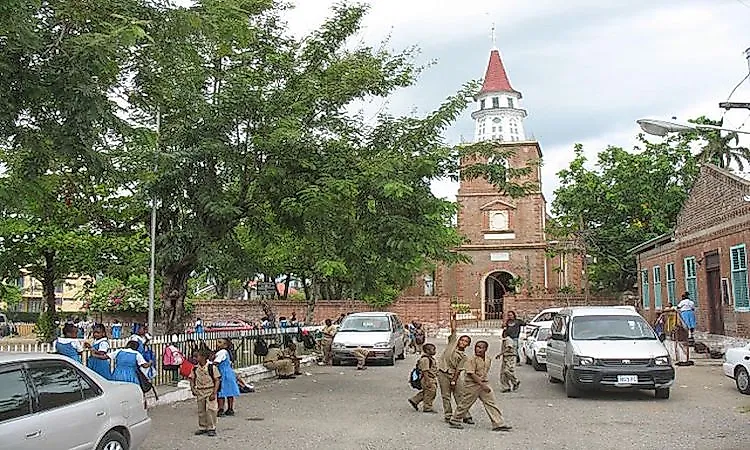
[
  {"xmin": 338, "ymin": 317, "xmax": 391, "ymax": 332},
  {"xmin": 571, "ymin": 315, "xmax": 656, "ymax": 341}
]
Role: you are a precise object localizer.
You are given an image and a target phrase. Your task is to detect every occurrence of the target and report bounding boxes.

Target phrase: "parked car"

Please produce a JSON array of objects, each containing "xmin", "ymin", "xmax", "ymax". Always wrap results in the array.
[
  {"xmin": 722, "ymin": 343, "xmax": 750, "ymax": 394},
  {"xmin": 519, "ymin": 307, "xmax": 562, "ymax": 341},
  {"xmin": 545, "ymin": 306, "xmax": 674, "ymax": 399},
  {"xmin": 331, "ymin": 312, "xmax": 407, "ymax": 366},
  {"xmin": 521, "ymin": 325, "xmax": 550, "ymax": 371},
  {"xmin": 0, "ymin": 313, "xmax": 17, "ymax": 338},
  {"xmin": 0, "ymin": 353, "xmax": 151, "ymax": 449}
]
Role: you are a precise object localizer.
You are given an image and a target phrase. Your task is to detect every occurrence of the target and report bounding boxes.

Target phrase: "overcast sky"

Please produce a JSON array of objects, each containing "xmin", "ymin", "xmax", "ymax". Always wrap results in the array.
[{"xmin": 285, "ymin": 0, "xmax": 750, "ymax": 208}]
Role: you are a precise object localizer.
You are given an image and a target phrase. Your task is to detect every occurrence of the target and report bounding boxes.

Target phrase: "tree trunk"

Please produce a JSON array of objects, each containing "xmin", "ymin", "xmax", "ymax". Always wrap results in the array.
[
  {"xmin": 42, "ymin": 251, "xmax": 57, "ymax": 319},
  {"xmin": 305, "ymin": 275, "xmax": 317, "ymax": 324},
  {"xmin": 161, "ymin": 266, "xmax": 191, "ymax": 334},
  {"xmin": 283, "ymin": 273, "xmax": 291, "ymax": 300},
  {"xmin": 215, "ymin": 278, "xmax": 228, "ymax": 299}
]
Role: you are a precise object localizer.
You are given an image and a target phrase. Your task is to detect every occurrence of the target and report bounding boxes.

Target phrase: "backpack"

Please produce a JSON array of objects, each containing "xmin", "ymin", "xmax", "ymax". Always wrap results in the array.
[
  {"xmin": 192, "ymin": 363, "xmax": 221, "ymax": 393},
  {"xmin": 409, "ymin": 356, "xmax": 432, "ymax": 390},
  {"xmin": 414, "ymin": 328, "xmax": 426, "ymax": 345},
  {"xmin": 254, "ymin": 337, "xmax": 269, "ymax": 357},
  {"xmin": 162, "ymin": 345, "xmax": 184, "ymax": 366}
]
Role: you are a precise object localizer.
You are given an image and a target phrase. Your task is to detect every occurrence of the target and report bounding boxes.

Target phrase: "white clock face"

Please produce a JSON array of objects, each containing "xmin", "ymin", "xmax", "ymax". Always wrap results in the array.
[{"xmin": 492, "ymin": 118, "xmax": 501, "ymax": 123}]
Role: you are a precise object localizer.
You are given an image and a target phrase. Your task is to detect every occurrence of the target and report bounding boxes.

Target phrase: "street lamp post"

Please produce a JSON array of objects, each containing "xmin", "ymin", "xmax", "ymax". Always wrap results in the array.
[
  {"xmin": 637, "ymin": 119, "xmax": 750, "ymax": 137},
  {"xmin": 148, "ymin": 109, "xmax": 161, "ymax": 336}
]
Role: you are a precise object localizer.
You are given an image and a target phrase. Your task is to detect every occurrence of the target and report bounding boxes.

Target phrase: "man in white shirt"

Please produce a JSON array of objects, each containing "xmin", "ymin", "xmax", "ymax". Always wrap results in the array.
[{"xmin": 677, "ymin": 292, "xmax": 697, "ymax": 338}]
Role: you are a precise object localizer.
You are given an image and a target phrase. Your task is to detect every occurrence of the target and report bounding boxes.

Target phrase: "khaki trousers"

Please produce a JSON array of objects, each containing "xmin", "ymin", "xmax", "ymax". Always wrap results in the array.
[
  {"xmin": 264, "ymin": 360, "xmax": 295, "ymax": 376},
  {"xmin": 352, "ymin": 348, "xmax": 369, "ymax": 368},
  {"xmin": 500, "ymin": 356, "xmax": 519, "ymax": 391},
  {"xmin": 410, "ymin": 375, "xmax": 437, "ymax": 411},
  {"xmin": 197, "ymin": 395, "xmax": 218, "ymax": 431},
  {"xmin": 437, "ymin": 371, "xmax": 472, "ymax": 420},
  {"xmin": 451, "ymin": 383, "xmax": 506, "ymax": 427},
  {"xmin": 321, "ymin": 338, "xmax": 333, "ymax": 364}
]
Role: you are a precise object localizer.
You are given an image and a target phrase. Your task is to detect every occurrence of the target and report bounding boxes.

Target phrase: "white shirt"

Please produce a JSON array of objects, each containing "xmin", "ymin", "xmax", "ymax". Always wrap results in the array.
[
  {"xmin": 53, "ymin": 337, "xmax": 84, "ymax": 352},
  {"xmin": 678, "ymin": 299, "xmax": 695, "ymax": 312},
  {"xmin": 111, "ymin": 348, "xmax": 147, "ymax": 365},
  {"xmin": 128, "ymin": 334, "xmax": 147, "ymax": 346},
  {"xmin": 214, "ymin": 349, "xmax": 230, "ymax": 364},
  {"xmin": 92, "ymin": 338, "xmax": 110, "ymax": 352}
]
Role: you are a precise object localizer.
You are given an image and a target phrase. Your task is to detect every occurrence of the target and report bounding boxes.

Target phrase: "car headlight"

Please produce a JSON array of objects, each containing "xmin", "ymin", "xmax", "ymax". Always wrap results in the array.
[
  {"xmin": 573, "ymin": 355, "xmax": 595, "ymax": 366},
  {"xmin": 332, "ymin": 342, "xmax": 345, "ymax": 349},
  {"xmin": 373, "ymin": 342, "xmax": 391, "ymax": 349},
  {"xmin": 654, "ymin": 356, "xmax": 670, "ymax": 366},
  {"xmin": 537, "ymin": 347, "xmax": 546, "ymax": 354}
]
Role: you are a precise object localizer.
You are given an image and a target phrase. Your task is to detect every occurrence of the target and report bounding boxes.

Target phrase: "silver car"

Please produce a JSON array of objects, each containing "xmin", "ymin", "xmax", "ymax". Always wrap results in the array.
[
  {"xmin": 0, "ymin": 353, "xmax": 151, "ymax": 450},
  {"xmin": 331, "ymin": 312, "xmax": 407, "ymax": 366}
]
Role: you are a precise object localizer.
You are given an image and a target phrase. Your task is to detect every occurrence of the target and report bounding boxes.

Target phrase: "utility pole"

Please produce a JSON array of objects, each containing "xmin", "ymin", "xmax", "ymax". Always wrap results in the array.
[
  {"xmin": 578, "ymin": 215, "xmax": 590, "ymax": 303},
  {"xmin": 148, "ymin": 108, "xmax": 160, "ymax": 336}
]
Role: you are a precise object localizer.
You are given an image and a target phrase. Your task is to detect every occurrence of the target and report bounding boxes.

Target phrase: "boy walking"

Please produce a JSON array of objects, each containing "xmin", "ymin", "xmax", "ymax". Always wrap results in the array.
[
  {"xmin": 408, "ymin": 343, "xmax": 438, "ymax": 413},
  {"xmin": 448, "ymin": 341, "xmax": 511, "ymax": 432},
  {"xmin": 437, "ymin": 312, "xmax": 473, "ymax": 424},
  {"xmin": 190, "ymin": 348, "xmax": 221, "ymax": 437},
  {"xmin": 499, "ymin": 329, "xmax": 520, "ymax": 393}
]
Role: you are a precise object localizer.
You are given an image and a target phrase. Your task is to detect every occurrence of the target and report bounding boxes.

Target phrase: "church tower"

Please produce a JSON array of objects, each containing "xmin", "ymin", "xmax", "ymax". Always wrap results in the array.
[
  {"xmin": 471, "ymin": 48, "xmax": 527, "ymax": 143},
  {"xmin": 449, "ymin": 45, "xmax": 574, "ymax": 320}
]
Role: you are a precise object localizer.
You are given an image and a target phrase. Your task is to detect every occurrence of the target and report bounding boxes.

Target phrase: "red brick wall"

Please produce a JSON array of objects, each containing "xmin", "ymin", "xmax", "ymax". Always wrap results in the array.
[{"xmin": 636, "ymin": 165, "xmax": 750, "ymax": 338}]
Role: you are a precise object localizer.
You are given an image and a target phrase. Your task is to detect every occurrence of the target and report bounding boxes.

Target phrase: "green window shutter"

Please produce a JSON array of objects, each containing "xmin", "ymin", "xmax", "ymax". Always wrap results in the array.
[
  {"xmin": 684, "ymin": 257, "xmax": 698, "ymax": 306},
  {"xmin": 731, "ymin": 245, "xmax": 749, "ymax": 311},
  {"xmin": 653, "ymin": 266, "xmax": 662, "ymax": 309},
  {"xmin": 641, "ymin": 270, "xmax": 650, "ymax": 309},
  {"xmin": 666, "ymin": 263, "xmax": 676, "ymax": 305}
]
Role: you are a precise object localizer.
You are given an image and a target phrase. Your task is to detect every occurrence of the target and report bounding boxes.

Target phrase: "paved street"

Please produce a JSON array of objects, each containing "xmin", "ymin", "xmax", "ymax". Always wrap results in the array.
[{"xmin": 143, "ymin": 341, "xmax": 749, "ymax": 450}]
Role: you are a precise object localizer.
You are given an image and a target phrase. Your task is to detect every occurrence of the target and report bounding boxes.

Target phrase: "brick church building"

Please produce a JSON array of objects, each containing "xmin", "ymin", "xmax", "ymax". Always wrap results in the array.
[{"xmin": 402, "ymin": 46, "xmax": 583, "ymax": 320}]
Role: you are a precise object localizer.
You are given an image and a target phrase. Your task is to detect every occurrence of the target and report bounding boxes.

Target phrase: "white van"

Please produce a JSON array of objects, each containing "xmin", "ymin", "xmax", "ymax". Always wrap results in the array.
[{"xmin": 545, "ymin": 307, "xmax": 674, "ymax": 399}]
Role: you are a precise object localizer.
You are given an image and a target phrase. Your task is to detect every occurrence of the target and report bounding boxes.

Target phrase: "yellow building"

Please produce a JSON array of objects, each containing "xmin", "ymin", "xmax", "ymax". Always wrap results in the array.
[{"xmin": 7, "ymin": 274, "xmax": 91, "ymax": 314}]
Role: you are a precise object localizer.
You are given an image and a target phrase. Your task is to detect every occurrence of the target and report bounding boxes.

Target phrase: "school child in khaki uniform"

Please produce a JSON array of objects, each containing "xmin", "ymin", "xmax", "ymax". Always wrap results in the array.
[
  {"xmin": 263, "ymin": 344, "xmax": 296, "ymax": 379},
  {"xmin": 499, "ymin": 328, "xmax": 520, "ymax": 392},
  {"xmin": 190, "ymin": 348, "xmax": 221, "ymax": 437},
  {"xmin": 437, "ymin": 312, "xmax": 473, "ymax": 424},
  {"xmin": 409, "ymin": 343, "xmax": 438, "ymax": 413},
  {"xmin": 448, "ymin": 341, "xmax": 512, "ymax": 432},
  {"xmin": 320, "ymin": 319, "xmax": 337, "ymax": 366},
  {"xmin": 283, "ymin": 341, "xmax": 303, "ymax": 376},
  {"xmin": 352, "ymin": 347, "xmax": 372, "ymax": 370}
]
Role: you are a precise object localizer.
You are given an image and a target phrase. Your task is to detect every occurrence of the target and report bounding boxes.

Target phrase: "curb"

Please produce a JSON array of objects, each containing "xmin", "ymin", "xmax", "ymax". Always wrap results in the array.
[{"xmin": 147, "ymin": 355, "xmax": 319, "ymax": 408}]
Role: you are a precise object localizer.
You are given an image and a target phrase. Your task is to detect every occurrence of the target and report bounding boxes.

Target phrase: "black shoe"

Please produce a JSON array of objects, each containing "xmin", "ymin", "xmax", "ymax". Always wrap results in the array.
[
  {"xmin": 448, "ymin": 421, "xmax": 464, "ymax": 429},
  {"xmin": 463, "ymin": 418, "xmax": 475, "ymax": 425},
  {"xmin": 225, "ymin": 409, "xmax": 235, "ymax": 416},
  {"xmin": 217, "ymin": 409, "xmax": 225, "ymax": 417},
  {"xmin": 501, "ymin": 389, "xmax": 511, "ymax": 393},
  {"xmin": 423, "ymin": 409, "xmax": 438, "ymax": 414},
  {"xmin": 492, "ymin": 425, "xmax": 513, "ymax": 432},
  {"xmin": 408, "ymin": 399, "xmax": 418, "ymax": 411},
  {"xmin": 294, "ymin": 372, "xmax": 303, "ymax": 375},
  {"xmin": 194, "ymin": 430, "xmax": 207, "ymax": 435},
  {"xmin": 207, "ymin": 430, "xmax": 217, "ymax": 437},
  {"xmin": 513, "ymin": 382, "xmax": 521, "ymax": 391}
]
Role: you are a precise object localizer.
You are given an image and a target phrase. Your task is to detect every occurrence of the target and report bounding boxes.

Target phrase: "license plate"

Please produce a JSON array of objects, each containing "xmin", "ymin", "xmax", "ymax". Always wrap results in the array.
[{"xmin": 617, "ymin": 375, "xmax": 638, "ymax": 384}]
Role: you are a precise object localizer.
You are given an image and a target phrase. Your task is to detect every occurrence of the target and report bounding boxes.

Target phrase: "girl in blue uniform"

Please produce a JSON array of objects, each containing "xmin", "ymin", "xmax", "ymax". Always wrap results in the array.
[
  {"xmin": 195, "ymin": 318, "xmax": 204, "ymax": 336},
  {"xmin": 111, "ymin": 340, "xmax": 151, "ymax": 384},
  {"xmin": 87, "ymin": 324, "xmax": 112, "ymax": 379},
  {"xmin": 214, "ymin": 338, "xmax": 241, "ymax": 416},
  {"xmin": 54, "ymin": 323, "xmax": 84, "ymax": 363},
  {"xmin": 111, "ymin": 320, "xmax": 122, "ymax": 339}
]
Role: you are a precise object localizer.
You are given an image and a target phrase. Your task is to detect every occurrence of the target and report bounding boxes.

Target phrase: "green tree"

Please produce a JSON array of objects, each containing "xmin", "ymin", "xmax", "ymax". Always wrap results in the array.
[
  {"xmin": 550, "ymin": 136, "xmax": 698, "ymax": 292},
  {"xmin": 0, "ymin": 0, "xmax": 149, "ymax": 340},
  {"xmin": 686, "ymin": 116, "xmax": 750, "ymax": 171}
]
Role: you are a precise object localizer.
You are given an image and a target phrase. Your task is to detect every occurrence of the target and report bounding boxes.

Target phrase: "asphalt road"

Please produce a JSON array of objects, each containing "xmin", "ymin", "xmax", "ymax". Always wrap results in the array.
[{"xmin": 142, "ymin": 340, "xmax": 749, "ymax": 450}]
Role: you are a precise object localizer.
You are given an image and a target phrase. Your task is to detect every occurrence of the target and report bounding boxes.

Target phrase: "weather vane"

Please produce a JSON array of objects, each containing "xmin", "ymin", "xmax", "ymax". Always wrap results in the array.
[{"xmin": 491, "ymin": 22, "xmax": 497, "ymax": 48}]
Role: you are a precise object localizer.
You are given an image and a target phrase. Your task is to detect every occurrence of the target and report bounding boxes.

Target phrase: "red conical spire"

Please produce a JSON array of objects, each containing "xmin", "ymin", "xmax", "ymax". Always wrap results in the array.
[{"xmin": 479, "ymin": 49, "xmax": 518, "ymax": 95}]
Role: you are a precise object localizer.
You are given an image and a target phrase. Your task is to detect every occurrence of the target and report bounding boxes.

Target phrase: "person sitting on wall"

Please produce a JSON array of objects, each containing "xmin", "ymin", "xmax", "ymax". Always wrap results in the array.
[{"xmin": 263, "ymin": 344, "xmax": 296, "ymax": 379}]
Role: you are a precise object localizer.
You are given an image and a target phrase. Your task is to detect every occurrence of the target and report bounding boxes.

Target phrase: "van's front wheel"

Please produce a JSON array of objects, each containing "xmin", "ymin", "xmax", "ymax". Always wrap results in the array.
[{"xmin": 564, "ymin": 368, "xmax": 581, "ymax": 398}]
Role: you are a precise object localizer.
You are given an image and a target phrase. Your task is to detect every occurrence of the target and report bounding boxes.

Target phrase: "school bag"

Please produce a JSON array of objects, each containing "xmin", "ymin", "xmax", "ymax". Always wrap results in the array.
[
  {"xmin": 162, "ymin": 345, "xmax": 184, "ymax": 367},
  {"xmin": 192, "ymin": 363, "xmax": 222, "ymax": 393},
  {"xmin": 409, "ymin": 356, "xmax": 432, "ymax": 390},
  {"xmin": 414, "ymin": 328, "xmax": 426, "ymax": 345},
  {"xmin": 254, "ymin": 336, "xmax": 269, "ymax": 357}
]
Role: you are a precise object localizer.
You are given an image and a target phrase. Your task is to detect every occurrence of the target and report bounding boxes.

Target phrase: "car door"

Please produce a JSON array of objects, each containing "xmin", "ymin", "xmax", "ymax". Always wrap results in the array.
[
  {"xmin": 0, "ymin": 363, "xmax": 38, "ymax": 450},
  {"xmin": 26, "ymin": 360, "xmax": 109, "ymax": 450},
  {"xmin": 524, "ymin": 327, "xmax": 538, "ymax": 359},
  {"xmin": 545, "ymin": 315, "xmax": 566, "ymax": 379},
  {"xmin": 389, "ymin": 316, "xmax": 402, "ymax": 354}
]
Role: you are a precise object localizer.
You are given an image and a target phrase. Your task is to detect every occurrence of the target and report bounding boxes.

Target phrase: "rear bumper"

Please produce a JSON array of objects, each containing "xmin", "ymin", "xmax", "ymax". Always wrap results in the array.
[
  {"xmin": 129, "ymin": 417, "xmax": 152, "ymax": 450},
  {"xmin": 569, "ymin": 365, "xmax": 675, "ymax": 390}
]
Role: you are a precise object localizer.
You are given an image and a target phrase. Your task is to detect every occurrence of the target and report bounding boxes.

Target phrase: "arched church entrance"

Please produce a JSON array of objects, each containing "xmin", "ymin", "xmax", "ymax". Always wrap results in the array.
[{"xmin": 484, "ymin": 271, "xmax": 514, "ymax": 320}]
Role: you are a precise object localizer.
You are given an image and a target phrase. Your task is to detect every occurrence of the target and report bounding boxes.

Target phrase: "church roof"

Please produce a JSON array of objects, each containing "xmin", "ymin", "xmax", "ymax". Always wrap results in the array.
[{"xmin": 479, "ymin": 49, "xmax": 519, "ymax": 96}]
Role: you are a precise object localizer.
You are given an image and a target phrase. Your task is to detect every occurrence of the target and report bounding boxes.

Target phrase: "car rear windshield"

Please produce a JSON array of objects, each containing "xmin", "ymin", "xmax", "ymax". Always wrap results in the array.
[
  {"xmin": 338, "ymin": 317, "xmax": 391, "ymax": 332},
  {"xmin": 571, "ymin": 315, "xmax": 656, "ymax": 341}
]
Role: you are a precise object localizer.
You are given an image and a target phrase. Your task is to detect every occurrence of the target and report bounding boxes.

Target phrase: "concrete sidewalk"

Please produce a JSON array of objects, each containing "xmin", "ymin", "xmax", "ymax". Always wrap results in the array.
[{"xmin": 146, "ymin": 354, "xmax": 319, "ymax": 408}]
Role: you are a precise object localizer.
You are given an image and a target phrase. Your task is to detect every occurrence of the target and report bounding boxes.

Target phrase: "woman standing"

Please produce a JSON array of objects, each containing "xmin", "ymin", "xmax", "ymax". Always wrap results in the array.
[
  {"xmin": 503, "ymin": 311, "xmax": 526, "ymax": 363},
  {"xmin": 214, "ymin": 338, "xmax": 241, "ymax": 416},
  {"xmin": 111, "ymin": 341, "xmax": 151, "ymax": 384},
  {"xmin": 319, "ymin": 319, "xmax": 337, "ymax": 365},
  {"xmin": 87, "ymin": 324, "xmax": 112, "ymax": 379},
  {"xmin": 54, "ymin": 323, "xmax": 84, "ymax": 363}
]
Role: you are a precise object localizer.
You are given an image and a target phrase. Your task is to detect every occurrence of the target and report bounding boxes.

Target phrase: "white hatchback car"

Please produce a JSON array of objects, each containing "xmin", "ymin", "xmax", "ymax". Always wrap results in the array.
[
  {"xmin": 723, "ymin": 343, "xmax": 750, "ymax": 394},
  {"xmin": 521, "ymin": 325, "xmax": 550, "ymax": 371},
  {"xmin": 0, "ymin": 353, "xmax": 151, "ymax": 450}
]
